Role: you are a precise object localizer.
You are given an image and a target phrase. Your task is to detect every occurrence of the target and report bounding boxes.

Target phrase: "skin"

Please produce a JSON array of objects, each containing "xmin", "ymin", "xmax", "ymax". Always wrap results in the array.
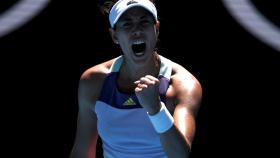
[{"xmin": 70, "ymin": 7, "xmax": 202, "ymax": 158}]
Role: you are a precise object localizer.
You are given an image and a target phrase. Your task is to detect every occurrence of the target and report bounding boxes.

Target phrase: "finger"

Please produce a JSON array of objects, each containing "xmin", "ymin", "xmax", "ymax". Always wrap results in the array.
[
  {"xmin": 134, "ymin": 80, "xmax": 140, "ymax": 85},
  {"xmin": 135, "ymin": 87, "xmax": 142, "ymax": 92},
  {"xmin": 137, "ymin": 83, "xmax": 148, "ymax": 89},
  {"xmin": 145, "ymin": 75, "xmax": 160, "ymax": 83},
  {"xmin": 140, "ymin": 77, "xmax": 156, "ymax": 85}
]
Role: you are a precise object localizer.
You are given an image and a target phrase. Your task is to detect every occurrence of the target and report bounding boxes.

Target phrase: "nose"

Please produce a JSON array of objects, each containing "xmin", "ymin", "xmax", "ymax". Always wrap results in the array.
[{"xmin": 131, "ymin": 24, "xmax": 143, "ymax": 37}]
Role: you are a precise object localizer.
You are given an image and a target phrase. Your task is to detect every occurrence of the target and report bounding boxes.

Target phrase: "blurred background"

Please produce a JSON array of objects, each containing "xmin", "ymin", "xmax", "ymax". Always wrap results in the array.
[{"xmin": 0, "ymin": 0, "xmax": 279, "ymax": 157}]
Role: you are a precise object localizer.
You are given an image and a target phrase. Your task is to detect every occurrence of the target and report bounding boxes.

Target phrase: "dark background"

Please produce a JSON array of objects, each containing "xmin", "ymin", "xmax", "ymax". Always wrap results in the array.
[{"xmin": 0, "ymin": 0, "xmax": 279, "ymax": 157}]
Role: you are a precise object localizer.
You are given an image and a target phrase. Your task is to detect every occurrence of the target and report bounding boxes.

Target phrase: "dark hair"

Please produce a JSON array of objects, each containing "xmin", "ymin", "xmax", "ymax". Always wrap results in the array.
[{"xmin": 98, "ymin": 0, "xmax": 117, "ymax": 15}]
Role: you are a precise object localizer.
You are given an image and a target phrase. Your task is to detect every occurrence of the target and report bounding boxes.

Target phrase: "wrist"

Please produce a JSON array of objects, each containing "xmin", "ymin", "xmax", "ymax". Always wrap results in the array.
[
  {"xmin": 147, "ymin": 102, "xmax": 174, "ymax": 133},
  {"xmin": 146, "ymin": 101, "xmax": 162, "ymax": 115}
]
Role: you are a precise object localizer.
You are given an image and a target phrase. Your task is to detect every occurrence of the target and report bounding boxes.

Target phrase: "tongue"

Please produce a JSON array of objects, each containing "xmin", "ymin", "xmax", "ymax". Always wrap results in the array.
[{"xmin": 132, "ymin": 43, "xmax": 146, "ymax": 54}]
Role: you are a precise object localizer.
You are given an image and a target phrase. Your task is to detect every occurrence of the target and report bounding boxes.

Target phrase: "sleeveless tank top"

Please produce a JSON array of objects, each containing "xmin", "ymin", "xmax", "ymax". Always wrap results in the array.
[{"xmin": 94, "ymin": 55, "xmax": 172, "ymax": 158}]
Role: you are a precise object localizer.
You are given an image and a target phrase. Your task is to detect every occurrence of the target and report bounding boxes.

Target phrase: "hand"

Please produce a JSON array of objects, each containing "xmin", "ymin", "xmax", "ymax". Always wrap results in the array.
[{"xmin": 134, "ymin": 75, "xmax": 161, "ymax": 115}]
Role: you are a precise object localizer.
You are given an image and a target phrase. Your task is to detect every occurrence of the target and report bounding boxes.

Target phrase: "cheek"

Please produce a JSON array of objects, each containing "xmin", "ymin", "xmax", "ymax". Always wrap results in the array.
[
  {"xmin": 118, "ymin": 37, "xmax": 130, "ymax": 50},
  {"xmin": 116, "ymin": 34, "xmax": 128, "ymax": 44},
  {"xmin": 152, "ymin": 27, "xmax": 159, "ymax": 38},
  {"xmin": 150, "ymin": 29, "xmax": 158, "ymax": 42}
]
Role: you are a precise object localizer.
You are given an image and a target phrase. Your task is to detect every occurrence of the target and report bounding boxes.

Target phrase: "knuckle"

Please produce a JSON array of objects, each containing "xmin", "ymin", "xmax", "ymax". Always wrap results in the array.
[{"xmin": 140, "ymin": 77, "xmax": 146, "ymax": 81}]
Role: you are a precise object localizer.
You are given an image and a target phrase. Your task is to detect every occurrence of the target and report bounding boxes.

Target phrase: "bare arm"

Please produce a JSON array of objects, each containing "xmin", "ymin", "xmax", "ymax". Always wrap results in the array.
[
  {"xmin": 69, "ymin": 64, "xmax": 110, "ymax": 158},
  {"xmin": 160, "ymin": 65, "xmax": 202, "ymax": 158},
  {"xmin": 69, "ymin": 112, "xmax": 98, "ymax": 158},
  {"xmin": 135, "ymin": 62, "xmax": 202, "ymax": 158}
]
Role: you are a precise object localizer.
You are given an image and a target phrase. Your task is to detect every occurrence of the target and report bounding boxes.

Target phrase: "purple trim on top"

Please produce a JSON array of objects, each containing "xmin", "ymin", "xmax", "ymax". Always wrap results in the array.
[{"xmin": 98, "ymin": 72, "xmax": 170, "ymax": 109}]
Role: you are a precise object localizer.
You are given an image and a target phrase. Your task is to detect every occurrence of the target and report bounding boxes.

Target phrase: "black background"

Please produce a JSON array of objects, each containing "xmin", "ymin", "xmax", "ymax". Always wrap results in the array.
[{"xmin": 0, "ymin": 0, "xmax": 279, "ymax": 157}]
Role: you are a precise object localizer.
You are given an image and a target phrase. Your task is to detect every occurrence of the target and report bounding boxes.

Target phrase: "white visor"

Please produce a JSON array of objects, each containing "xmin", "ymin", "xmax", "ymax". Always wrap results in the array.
[{"xmin": 109, "ymin": 0, "xmax": 157, "ymax": 28}]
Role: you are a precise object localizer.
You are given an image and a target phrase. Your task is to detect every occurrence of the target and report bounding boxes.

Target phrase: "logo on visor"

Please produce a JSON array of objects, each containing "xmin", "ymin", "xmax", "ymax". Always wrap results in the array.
[{"xmin": 127, "ymin": 0, "xmax": 138, "ymax": 5}]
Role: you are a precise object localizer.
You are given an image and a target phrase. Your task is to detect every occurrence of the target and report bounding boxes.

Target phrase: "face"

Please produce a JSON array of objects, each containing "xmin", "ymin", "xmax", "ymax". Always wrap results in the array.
[{"xmin": 110, "ymin": 7, "xmax": 159, "ymax": 64}]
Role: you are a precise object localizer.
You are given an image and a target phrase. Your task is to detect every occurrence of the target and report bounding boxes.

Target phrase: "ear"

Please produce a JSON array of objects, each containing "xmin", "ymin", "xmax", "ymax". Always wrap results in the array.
[
  {"xmin": 109, "ymin": 28, "xmax": 119, "ymax": 44},
  {"xmin": 155, "ymin": 21, "xmax": 160, "ymax": 37}
]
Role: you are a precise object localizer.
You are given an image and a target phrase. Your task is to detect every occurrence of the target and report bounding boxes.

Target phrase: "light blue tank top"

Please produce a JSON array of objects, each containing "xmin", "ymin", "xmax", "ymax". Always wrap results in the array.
[{"xmin": 94, "ymin": 55, "xmax": 172, "ymax": 158}]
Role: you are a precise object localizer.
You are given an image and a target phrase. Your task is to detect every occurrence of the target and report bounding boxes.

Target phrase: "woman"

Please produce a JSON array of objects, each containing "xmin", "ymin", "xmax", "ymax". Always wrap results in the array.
[{"xmin": 70, "ymin": 0, "xmax": 202, "ymax": 157}]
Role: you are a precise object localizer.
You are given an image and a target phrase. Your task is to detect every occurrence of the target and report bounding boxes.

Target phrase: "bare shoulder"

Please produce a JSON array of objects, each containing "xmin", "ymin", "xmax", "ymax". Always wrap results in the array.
[
  {"xmin": 170, "ymin": 61, "xmax": 201, "ymax": 90},
  {"xmin": 80, "ymin": 58, "xmax": 114, "ymax": 82},
  {"xmin": 169, "ymin": 60, "xmax": 202, "ymax": 115},
  {"xmin": 78, "ymin": 58, "xmax": 116, "ymax": 111}
]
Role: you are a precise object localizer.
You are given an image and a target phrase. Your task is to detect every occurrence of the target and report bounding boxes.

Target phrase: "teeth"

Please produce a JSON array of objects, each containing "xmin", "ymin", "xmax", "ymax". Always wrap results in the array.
[
  {"xmin": 135, "ymin": 52, "xmax": 144, "ymax": 56},
  {"xmin": 132, "ymin": 40, "xmax": 144, "ymax": 44}
]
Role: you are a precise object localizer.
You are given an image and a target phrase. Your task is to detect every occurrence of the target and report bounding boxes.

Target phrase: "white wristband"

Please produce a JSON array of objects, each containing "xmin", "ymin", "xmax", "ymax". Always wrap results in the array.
[{"xmin": 147, "ymin": 102, "xmax": 174, "ymax": 133}]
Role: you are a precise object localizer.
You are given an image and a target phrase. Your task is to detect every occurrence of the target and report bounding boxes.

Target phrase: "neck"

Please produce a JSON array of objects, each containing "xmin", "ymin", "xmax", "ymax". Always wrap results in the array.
[{"xmin": 120, "ymin": 53, "xmax": 161, "ymax": 82}]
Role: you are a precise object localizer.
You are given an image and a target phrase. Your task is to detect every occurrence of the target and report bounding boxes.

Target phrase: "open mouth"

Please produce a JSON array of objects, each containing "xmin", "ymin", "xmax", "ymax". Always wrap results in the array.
[{"xmin": 131, "ymin": 41, "xmax": 146, "ymax": 56}]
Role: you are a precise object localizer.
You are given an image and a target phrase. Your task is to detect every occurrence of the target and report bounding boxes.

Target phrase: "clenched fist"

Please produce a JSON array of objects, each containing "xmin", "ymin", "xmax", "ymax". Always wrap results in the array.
[{"xmin": 134, "ymin": 75, "xmax": 162, "ymax": 115}]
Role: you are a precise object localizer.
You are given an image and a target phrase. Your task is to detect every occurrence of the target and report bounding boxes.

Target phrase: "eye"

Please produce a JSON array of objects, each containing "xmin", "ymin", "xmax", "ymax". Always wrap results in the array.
[
  {"xmin": 122, "ymin": 22, "xmax": 132, "ymax": 28},
  {"xmin": 140, "ymin": 19, "xmax": 153, "ymax": 26}
]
